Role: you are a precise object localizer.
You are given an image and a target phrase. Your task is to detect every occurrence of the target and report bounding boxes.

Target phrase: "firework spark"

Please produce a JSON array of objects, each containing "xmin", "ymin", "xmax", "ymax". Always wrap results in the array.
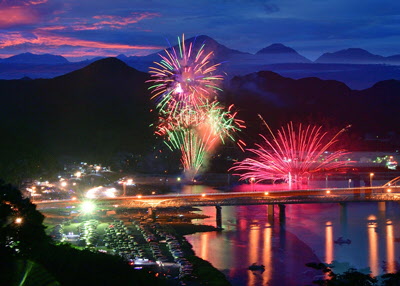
[
  {"xmin": 157, "ymin": 102, "xmax": 245, "ymax": 179},
  {"xmin": 147, "ymin": 34, "xmax": 223, "ymax": 113},
  {"xmin": 231, "ymin": 121, "xmax": 349, "ymax": 186},
  {"xmin": 148, "ymin": 35, "xmax": 244, "ymax": 180}
]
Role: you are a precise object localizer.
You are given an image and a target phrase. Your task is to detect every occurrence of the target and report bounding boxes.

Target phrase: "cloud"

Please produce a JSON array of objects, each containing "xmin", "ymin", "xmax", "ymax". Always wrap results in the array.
[
  {"xmin": 0, "ymin": 6, "xmax": 38, "ymax": 28},
  {"xmin": 78, "ymin": 12, "xmax": 161, "ymax": 30},
  {"xmin": 37, "ymin": 25, "xmax": 66, "ymax": 31},
  {"xmin": 0, "ymin": 30, "xmax": 162, "ymax": 60},
  {"xmin": 1, "ymin": 0, "xmax": 399, "ymax": 61},
  {"xmin": 33, "ymin": 11, "xmax": 160, "ymax": 32},
  {"xmin": 0, "ymin": 30, "xmax": 161, "ymax": 49},
  {"xmin": 1, "ymin": 0, "xmax": 47, "ymax": 7}
]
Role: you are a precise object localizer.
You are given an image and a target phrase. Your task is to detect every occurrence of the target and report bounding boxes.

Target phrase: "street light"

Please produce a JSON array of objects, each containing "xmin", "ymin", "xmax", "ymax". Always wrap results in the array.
[
  {"xmin": 370, "ymin": 173, "xmax": 374, "ymax": 187},
  {"xmin": 15, "ymin": 217, "xmax": 23, "ymax": 224},
  {"xmin": 81, "ymin": 201, "xmax": 96, "ymax": 214}
]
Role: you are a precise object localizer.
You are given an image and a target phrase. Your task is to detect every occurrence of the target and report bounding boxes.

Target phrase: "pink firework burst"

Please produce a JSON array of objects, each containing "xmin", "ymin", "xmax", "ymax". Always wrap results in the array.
[{"xmin": 231, "ymin": 121, "xmax": 350, "ymax": 185}]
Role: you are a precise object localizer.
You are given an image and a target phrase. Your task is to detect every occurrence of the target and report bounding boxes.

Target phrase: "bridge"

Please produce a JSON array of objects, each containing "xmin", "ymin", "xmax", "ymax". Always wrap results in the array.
[
  {"xmin": 36, "ymin": 185, "xmax": 400, "ymax": 209},
  {"xmin": 36, "ymin": 184, "xmax": 400, "ymax": 228}
]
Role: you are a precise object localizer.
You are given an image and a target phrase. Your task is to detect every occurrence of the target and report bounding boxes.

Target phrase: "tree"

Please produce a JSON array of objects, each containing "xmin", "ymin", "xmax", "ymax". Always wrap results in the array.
[{"xmin": 306, "ymin": 262, "xmax": 377, "ymax": 286}]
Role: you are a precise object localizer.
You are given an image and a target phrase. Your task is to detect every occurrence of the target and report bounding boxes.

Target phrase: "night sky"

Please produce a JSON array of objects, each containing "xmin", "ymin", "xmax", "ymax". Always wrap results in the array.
[{"xmin": 1, "ymin": 0, "xmax": 399, "ymax": 61}]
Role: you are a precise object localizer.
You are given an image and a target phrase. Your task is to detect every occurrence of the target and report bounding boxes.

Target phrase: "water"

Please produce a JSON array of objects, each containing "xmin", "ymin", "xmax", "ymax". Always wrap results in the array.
[{"xmin": 182, "ymin": 184, "xmax": 400, "ymax": 286}]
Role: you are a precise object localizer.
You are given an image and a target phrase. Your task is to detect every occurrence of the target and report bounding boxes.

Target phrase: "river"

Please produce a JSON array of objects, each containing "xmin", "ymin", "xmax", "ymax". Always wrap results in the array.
[{"xmin": 179, "ymin": 183, "xmax": 400, "ymax": 286}]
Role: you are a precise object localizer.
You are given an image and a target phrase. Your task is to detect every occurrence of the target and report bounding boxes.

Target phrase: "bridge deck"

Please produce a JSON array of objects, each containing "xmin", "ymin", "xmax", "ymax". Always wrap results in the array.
[{"xmin": 36, "ymin": 186, "xmax": 400, "ymax": 210}]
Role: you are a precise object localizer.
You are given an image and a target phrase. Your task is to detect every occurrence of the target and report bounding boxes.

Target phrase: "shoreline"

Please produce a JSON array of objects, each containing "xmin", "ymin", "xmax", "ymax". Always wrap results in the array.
[{"xmin": 43, "ymin": 206, "xmax": 232, "ymax": 285}]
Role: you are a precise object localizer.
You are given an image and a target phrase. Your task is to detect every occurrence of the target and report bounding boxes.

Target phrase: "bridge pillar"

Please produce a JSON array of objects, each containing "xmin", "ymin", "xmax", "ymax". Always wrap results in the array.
[
  {"xmin": 216, "ymin": 205, "xmax": 222, "ymax": 230},
  {"xmin": 267, "ymin": 204, "xmax": 274, "ymax": 223},
  {"xmin": 148, "ymin": 207, "xmax": 156, "ymax": 221},
  {"xmin": 378, "ymin": 201, "xmax": 386, "ymax": 212},
  {"xmin": 278, "ymin": 204, "xmax": 286, "ymax": 225}
]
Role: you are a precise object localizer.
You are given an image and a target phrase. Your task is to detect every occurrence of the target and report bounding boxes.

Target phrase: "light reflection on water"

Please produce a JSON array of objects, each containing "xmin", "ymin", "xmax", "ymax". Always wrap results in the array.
[{"xmin": 181, "ymin": 184, "xmax": 400, "ymax": 286}]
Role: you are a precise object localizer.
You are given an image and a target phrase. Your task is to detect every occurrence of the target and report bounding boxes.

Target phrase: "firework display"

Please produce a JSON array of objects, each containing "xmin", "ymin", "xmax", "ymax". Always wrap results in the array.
[
  {"xmin": 156, "ymin": 102, "xmax": 245, "ymax": 177},
  {"xmin": 148, "ymin": 34, "xmax": 223, "ymax": 114},
  {"xmin": 148, "ymin": 35, "xmax": 244, "ymax": 179},
  {"xmin": 231, "ymin": 121, "xmax": 349, "ymax": 185}
]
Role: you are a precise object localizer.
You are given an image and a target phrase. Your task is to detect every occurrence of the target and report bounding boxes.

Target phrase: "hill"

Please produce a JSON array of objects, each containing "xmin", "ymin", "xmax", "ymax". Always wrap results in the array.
[
  {"xmin": 315, "ymin": 48, "xmax": 400, "ymax": 65},
  {"xmin": 1, "ymin": 37, "xmax": 400, "ymax": 89},
  {"xmin": 0, "ymin": 58, "xmax": 155, "ymax": 180},
  {"xmin": 1, "ymin": 52, "xmax": 69, "ymax": 65},
  {"xmin": 226, "ymin": 71, "xmax": 400, "ymax": 144},
  {"xmin": 1, "ymin": 57, "xmax": 400, "ymax": 181},
  {"xmin": 256, "ymin": 43, "xmax": 311, "ymax": 63}
]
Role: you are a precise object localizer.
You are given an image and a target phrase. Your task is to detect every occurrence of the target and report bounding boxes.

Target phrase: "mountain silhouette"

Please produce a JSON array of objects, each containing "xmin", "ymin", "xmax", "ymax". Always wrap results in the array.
[
  {"xmin": 1, "ymin": 52, "xmax": 69, "ymax": 65},
  {"xmin": 0, "ymin": 58, "xmax": 155, "ymax": 175},
  {"xmin": 315, "ymin": 48, "xmax": 385, "ymax": 64},
  {"xmin": 256, "ymin": 43, "xmax": 311, "ymax": 63},
  {"xmin": 386, "ymin": 54, "xmax": 400, "ymax": 65},
  {"xmin": 1, "ymin": 36, "xmax": 400, "ymax": 90},
  {"xmin": 226, "ymin": 70, "xmax": 400, "ymax": 141},
  {"xmin": 0, "ymin": 56, "xmax": 400, "ymax": 181}
]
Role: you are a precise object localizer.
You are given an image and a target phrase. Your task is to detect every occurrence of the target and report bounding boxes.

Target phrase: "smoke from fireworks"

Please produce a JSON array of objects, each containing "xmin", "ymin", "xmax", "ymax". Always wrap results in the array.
[
  {"xmin": 231, "ymin": 120, "xmax": 349, "ymax": 186},
  {"xmin": 148, "ymin": 35, "xmax": 244, "ymax": 180}
]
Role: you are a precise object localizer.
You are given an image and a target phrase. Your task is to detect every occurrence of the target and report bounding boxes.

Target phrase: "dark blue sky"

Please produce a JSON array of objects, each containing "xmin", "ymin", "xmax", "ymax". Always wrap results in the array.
[{"xmin": 1, "ymin": 0, "xmax": 399, "ymax": 61}]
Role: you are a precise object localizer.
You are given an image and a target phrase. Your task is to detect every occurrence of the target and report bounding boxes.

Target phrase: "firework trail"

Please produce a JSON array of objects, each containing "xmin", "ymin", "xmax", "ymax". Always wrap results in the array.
[
  {"xmin": 148, "ymin": 35, "xmax": 244, "ymax": 180},
  {"xmin": 231, "ymin": 121, "xmax": 349, "ymax": 187},
  {"xmin": 157, "ymin": 102, "xmax": 245, "ymax": 179}
]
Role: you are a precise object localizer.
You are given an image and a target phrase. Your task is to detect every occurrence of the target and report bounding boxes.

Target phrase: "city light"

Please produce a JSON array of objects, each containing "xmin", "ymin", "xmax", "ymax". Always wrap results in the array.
[
  {"xmin": 86, "ymin": 186, "xmax": 117, "ymax": 198},
  {"xmin": 81, "ymin": 201, "xmax": 96, "ymax": 214}
]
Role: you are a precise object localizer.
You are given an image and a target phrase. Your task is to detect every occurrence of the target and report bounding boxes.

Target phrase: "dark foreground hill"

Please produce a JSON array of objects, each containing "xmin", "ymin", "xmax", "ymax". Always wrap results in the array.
[
  {"xmin": 1, "ymin": 57, "xmax": 400, "ymax": 181},
  {"xmin": 227, "ymin": 71, "xmax": 400, "ymax": 149},
  {"xmin": 0, "ymin": 58, "xmax": 155, "ymax": 180}
]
